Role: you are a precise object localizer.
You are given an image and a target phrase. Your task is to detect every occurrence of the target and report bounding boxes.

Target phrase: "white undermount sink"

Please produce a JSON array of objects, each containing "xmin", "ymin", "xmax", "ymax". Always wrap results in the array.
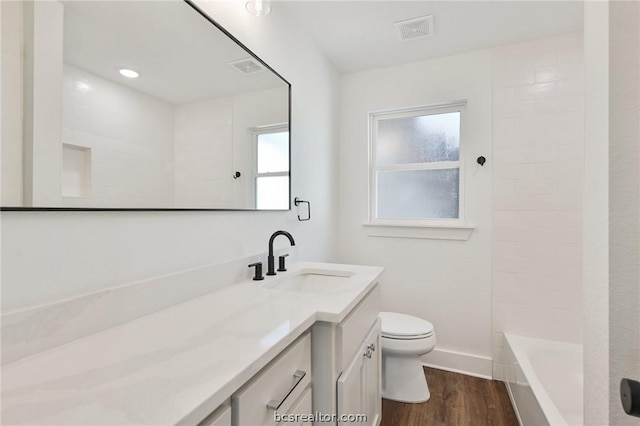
[{"xmin": 264, "ymin": 268, "xmax": 354, "ymax": 294}]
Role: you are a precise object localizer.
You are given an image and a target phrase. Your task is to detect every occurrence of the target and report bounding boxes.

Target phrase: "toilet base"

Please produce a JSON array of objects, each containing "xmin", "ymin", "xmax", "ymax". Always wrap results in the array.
[{"xmin": 382, "ymin": 352, "xmax": 430, "ymax": 403}]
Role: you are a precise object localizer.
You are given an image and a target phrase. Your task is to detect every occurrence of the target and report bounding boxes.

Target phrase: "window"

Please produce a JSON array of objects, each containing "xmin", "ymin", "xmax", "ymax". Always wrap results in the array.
[
  {"xmin": 370, "ymin": 103, "xmax": 464, "ymax": 223},
  {"xmin": 253, "ymin": 125, "xmax": 289, "ymax": 210}
]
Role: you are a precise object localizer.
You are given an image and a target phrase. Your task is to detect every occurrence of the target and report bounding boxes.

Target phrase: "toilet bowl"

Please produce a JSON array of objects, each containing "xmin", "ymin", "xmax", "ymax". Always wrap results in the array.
[{"xmin": 380, "ymin": 312, "xmax": 436, "ymax": 403}]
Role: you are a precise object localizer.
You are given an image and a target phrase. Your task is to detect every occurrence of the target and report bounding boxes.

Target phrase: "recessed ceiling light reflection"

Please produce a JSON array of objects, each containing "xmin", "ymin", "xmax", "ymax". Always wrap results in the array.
[
  {"xmin": 119, "ymin": 69, "xmax": 140, "ymax": 79},
  {"xmin": 245, "ymin": 0, "xmax": 271, "ymax": 16}
]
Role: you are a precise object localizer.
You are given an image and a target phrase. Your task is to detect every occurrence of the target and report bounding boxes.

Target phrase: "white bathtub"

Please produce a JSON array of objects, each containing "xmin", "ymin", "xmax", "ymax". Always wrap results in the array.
[{"xmin": 504, "ymin": 334, "xmax": 583, "ymax": 426}]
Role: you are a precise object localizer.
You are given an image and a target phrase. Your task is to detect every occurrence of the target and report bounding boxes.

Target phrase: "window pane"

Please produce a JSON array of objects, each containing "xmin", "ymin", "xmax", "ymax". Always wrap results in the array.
[
  {"xmin": 256, "ymin": 176, "xmax": 289, "ymax": 210},
  {"xmin": 376, "ymin": 169, "xmax": 459, "ymax": 219},
  {"xmin": 257, "ymin": 131, "xmax": 289, "ymax": 173},
  {"xmin": 376, "ymin": 112, "xmax": 460, "ymax": 165}
]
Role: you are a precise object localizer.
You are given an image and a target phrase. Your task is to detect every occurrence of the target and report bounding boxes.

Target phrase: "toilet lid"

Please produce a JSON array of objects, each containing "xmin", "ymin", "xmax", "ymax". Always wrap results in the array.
[{"xmin": 380, "ymin": 312, "xmax": 434, "ymax": 338}]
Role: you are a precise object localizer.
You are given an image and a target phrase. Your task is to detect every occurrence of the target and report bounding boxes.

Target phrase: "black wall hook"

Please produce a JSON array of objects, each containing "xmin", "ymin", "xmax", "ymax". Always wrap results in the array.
[
  {"xmin": 477, "ymin": 156, "xmax": 487, "ymax": 166},
  {"xmin": 232, "ymin": 171, "xmax": 241, "ymax": 179}
]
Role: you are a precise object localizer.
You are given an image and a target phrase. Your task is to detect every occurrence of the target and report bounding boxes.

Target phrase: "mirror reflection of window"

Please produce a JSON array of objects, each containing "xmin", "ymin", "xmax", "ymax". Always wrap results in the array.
[{"xmin": 254, "ymin": 126, "xmax": 289, "ymax": 210}]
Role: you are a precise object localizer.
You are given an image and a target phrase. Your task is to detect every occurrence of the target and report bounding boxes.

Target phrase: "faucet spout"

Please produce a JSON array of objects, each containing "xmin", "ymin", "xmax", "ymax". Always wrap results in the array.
[{"xmin": 267, "ymin": 230, "xmax": 295, "ymax": 275}]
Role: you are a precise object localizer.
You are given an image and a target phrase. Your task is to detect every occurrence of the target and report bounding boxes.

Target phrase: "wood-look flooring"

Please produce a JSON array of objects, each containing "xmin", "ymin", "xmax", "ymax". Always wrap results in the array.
[{"xmin": 380, "ymin": 367, "xmax": 518, "ymax": 426}]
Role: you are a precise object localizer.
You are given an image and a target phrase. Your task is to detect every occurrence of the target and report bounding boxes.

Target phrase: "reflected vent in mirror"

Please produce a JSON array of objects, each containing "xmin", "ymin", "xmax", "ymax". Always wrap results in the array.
[
  {"xmin": 228, "ymin": 58, "xmax": 264, "ymax": 74},
  {"xmin": 394, "ymin": 15, "xmax": 434, "ymax": 42}
]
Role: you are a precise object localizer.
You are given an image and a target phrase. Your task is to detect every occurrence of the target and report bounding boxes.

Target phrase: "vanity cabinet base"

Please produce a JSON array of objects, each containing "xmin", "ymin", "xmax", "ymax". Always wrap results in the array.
[{"xmin": 312, "ymin": 284, "xmax": 382, "ymax": 426}]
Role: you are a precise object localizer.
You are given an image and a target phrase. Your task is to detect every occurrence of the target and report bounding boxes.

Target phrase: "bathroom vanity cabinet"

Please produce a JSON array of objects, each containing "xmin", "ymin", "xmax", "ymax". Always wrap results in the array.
[
  {"xmin": 312, "ymin": 284, "xmax": 382, "ymax": 426},
  {"xmin": 1, "ymin": 263, "xmax": 383, "ymax": 426},
  {"xmin": 200, "ymin": 285, "xmax": 381, "ymax": 426}
]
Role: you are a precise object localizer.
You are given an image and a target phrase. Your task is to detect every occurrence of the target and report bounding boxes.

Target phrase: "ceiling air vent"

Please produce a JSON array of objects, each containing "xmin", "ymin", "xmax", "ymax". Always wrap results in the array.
[
  {"xmin": 394, "ymin": 15, "xmax": 434, "ymax": 42},
  {"xmin": 228, "ymin": 58, "xmax": 264, "ymax": 75}
]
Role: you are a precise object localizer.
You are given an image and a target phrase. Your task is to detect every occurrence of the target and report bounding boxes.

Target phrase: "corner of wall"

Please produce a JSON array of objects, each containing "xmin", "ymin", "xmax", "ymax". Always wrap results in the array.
[{"xmin": 583, "ymin": 1, "xmax": 610, "ymax": 424}]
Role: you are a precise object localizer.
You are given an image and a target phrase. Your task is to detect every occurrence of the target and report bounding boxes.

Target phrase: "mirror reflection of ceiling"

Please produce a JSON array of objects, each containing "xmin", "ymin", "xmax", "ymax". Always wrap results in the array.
[{"xmin": 62, "ymin": 1, "xmax": 285, "ymax": 104}]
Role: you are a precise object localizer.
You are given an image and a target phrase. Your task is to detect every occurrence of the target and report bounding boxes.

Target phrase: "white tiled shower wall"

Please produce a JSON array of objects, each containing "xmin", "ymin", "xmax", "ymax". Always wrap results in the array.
[
  {"xmin": 491, "ymin": 33, "xmax": 584, "ymax": 379},
  {"xmin": 40, "ymin": 63, "xmax": 286, "ymax": 209},
  {"xmin": 62, "ymin": 64, "xmax": 175, "ymax": 208}
]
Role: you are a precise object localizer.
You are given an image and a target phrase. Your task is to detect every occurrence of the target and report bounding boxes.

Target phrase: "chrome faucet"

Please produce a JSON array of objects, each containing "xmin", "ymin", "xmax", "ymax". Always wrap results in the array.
[{"xmin": 267, "ymin": 230, "xmax": 295, "ymax": 275}]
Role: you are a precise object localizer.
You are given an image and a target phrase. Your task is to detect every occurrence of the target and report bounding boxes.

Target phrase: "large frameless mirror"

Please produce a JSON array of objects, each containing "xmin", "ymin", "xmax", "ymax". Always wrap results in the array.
[{"xmin": 1, "ymin": 0, "xmax": 290, "ymax": 210}]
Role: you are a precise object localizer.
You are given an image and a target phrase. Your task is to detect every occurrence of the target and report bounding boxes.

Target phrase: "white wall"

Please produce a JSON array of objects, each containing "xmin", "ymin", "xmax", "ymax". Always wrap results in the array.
[
  {"xmin": 1, "ymin": 0, "xmax": 23, "ymax": 206},
  {"xmin": 584, "ymin": 3, "xmax": 640, "ymax": 423},
  {"xmin": 338, "ymin": 50, "xmax": 494, "ymax": 377},
  {"xmin": 608, "ymin": 1, "xmax": 639, "ymax": 424},
  {"xmin": 22, "ymin": 1, "xmax": 64, "ymax": 207},
  {"xmin": 583, "ymin": 2, "xmax": 610, "ymax": 423},
  {"xmin": 491, "ymin": 33, "xmax": 584, "ymax": 379},
  {"xmin": 1, "ymin": 1, "xmax": 340, "ymax": 312},
  {"xmin": 62, "ymin": 64, "xmax": 175, "ymax": 208}
]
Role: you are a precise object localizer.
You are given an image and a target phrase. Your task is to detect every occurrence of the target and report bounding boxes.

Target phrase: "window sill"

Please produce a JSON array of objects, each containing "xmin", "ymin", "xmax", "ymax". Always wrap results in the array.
[{"xmin": 363, "ymin": 222, "xmax": 475, "ymax": 241}]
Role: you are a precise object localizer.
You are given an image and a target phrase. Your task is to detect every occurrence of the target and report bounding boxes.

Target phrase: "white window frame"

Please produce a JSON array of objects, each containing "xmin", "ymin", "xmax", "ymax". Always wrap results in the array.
[
  {"xmin": 368, "ymin": 102, "xmax": 471, "ymax": 235},
  {"xmin": 251, "ymin": 123, "xmax": 289, "ymax": 209}
]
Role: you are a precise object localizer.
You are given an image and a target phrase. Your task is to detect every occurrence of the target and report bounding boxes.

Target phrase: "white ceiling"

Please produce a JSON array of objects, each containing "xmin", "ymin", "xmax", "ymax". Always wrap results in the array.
[
  {"xmin": 61, "ymin": 1, "xmax": 583, "ymax": 103},
  {"xmin": 278, "ymin": 1, "xmax": 584, "ymax": 73},
  {"xmin": 62, "ymin": 1, "xmax": 287, "ymax": 104}
]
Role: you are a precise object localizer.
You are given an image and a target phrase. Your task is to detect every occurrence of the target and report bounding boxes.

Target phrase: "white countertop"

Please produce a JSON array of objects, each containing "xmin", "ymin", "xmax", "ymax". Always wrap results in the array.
[{"xmin": 1, "ymin": 262, "xmax": 383, "ymax": 425}]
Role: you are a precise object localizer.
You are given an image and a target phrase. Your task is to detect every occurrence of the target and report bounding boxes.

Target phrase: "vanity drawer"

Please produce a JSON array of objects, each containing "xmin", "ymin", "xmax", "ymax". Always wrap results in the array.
[
  {"xmin": 232, "ymin": 332, "xmax": 311, "ymax": 426},
  {"xmin": 276, "ymin": 387, "xmax": 312, "ymax": 426},
  {"xmin": 337, "ymin": 284, "xmax": 380, "ymax": 371},
  {"xmin": 198, "ymin": 404, "xmax": 231, "ymax": 426}
]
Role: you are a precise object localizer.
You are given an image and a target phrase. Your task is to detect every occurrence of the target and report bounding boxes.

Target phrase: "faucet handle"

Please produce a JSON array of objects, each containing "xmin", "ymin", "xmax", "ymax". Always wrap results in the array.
[
  {"xmin": 277, "ymin": 254, "xmax": 289, "ymax": 272},
  {"xmin": 248, "ymin": 262, "xmax": 264, "ymax": 281}
]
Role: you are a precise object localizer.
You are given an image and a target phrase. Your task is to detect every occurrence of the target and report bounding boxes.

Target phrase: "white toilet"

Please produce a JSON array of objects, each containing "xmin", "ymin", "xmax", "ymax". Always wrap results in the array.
[{"xmin": 380, "ymin": 312, "xmax": 436, "ymax": 403}]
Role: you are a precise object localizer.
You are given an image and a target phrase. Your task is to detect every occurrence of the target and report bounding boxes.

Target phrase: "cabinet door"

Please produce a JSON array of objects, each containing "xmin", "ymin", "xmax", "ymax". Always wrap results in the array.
[
  {"xmin": 337, "ymin": 343, "xmax": 366, "ymax": 426},
  {"xmin": 337, "ymin": 319, "xmax": 381, "ymax": 426},
  {"xmin": 364, "ymin": 320, "xmax": 381, "ymax": 426},
  {"xmin": 338, "ymin": 319, "xmax": 382, "ymax": 426}
]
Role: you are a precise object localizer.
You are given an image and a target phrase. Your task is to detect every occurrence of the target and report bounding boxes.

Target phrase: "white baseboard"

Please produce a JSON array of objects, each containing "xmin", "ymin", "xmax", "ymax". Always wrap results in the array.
[{"xmin": 421, "ymin": 348, "xmax": 493, "ymax": 379}]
